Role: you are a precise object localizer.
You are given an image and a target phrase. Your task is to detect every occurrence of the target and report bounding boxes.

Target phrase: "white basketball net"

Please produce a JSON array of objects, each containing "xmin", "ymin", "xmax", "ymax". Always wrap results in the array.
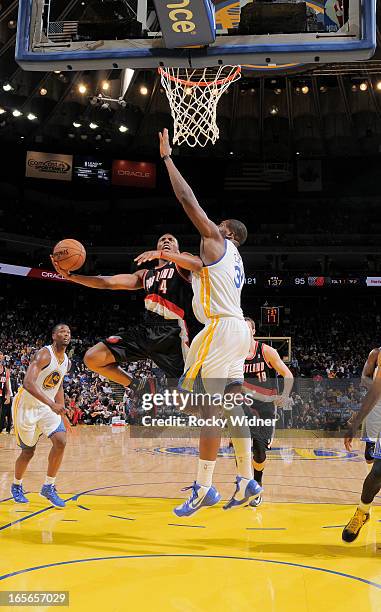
[{"xmin": 159, "ymin": 65, "xmax": 241, "ymax": 148}]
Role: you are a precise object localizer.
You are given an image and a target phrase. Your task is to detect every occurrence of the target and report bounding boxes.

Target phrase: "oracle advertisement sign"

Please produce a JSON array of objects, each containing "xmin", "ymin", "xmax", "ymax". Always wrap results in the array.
[
  {"xmin": 0, "ymin": 263, "xmax": 65, "ymax": 282},
  {"xmin": 26, "ymin": 151, "xmax": 73, "ymax": 181},
  {"xmin": 112, "ymin": 160, "xmax": 156, "ymax": 188}
]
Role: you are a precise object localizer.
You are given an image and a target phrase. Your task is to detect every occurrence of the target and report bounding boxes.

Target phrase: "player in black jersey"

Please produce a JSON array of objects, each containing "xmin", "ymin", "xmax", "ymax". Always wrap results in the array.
[
  {"xmin": 243, "ymin": 318, "xmax": 294, "ymax": 506},
  {"xmin": 0, "ymin": 351, "xmax": 11, "ymax": 433},
  {"xmin": 51, "ymin": 234, "xmax": 202, "ymax": 388}
]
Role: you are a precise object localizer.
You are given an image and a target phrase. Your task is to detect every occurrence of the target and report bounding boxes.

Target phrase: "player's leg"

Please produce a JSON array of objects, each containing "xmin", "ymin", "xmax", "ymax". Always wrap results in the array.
[
  {"xmin": 11, "ymin": 392, "xmax": 39, "ymax": 503},
  {"xmin": 0, "ymin": 398, "xmax": 5, "ymax": 433},
  {"xmin": 38, "ymin": 410, "xmax": 67, "ymax": 508},
  {"xmin": 4, "ymin": 402, "xmax": 12, "ymax": 433},
  {"xmin": 85, "ymin": 328, "xmax": 154, "ymax": 393},
  {"xmin": 221, "ymin": 320, "xmax": 263, "ymax": 509},
  {"xmin": 364, "ymin": 441, "xmax": 375, "ymax": 469},
  {"xmin": 174, "ymin": 323, "xmax": 223, "ymax": 517},
  {"xmin": 223, "ymin": 382, "xmax": 263, "ymax": 510},
  {"xmin": 11, "ymin": 447, "xmax": 36, "ymax": 503},
  {"xmin": 342, "ymin": 455, "xmax": 381, "ymax": 543},
  {"xmin": 84, "ymin": 342, "xmax": 134, "ymax": 387},
  {"xmin": 249, "ymin": 437, "xmax": 267, "ymax": 507}
]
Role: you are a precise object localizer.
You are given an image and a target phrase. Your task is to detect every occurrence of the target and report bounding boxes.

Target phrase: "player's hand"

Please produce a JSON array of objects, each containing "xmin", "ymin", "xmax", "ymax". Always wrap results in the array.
[
  {"xmin": 344, "ymin": 419, "xmax": 357, "ymax": 451},
  {"xmin": 49, "ymin": 401, "xmax": 67, "ymax": 416},
  {"xmin": 274, "ymin": 395, "xmax": 290, "ymax": 408},
  {"xmin": 4, "ymin": 395, "xmax": 10, "ymax": 405},
  {"xmin": 134, "ymin": 250, "xmax": 162, "ymax": 266},
  {"xmin": 50, "ymin": 255, "xmax": 70, "ymax": 280},
  {"xmin": 159, "ymin": 128, "xmax": 172, "ymax": 158},
  {"xmin": 344, "ymin": 436, "xmax": 353, "ymax": 452}
]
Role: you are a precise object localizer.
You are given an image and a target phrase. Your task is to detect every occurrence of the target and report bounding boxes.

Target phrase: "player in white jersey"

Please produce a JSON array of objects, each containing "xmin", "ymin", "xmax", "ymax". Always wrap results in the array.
[
  {"xmin": 342, "ymin": 348, "xmax": 381, "ymax": 542},
  {"xmin": 11, "ymin": 324, "xmax": 71, "ymax": 508},
  {"xmin": 159, "ymin": 129, "xmax": 262, "ymax": 517}
]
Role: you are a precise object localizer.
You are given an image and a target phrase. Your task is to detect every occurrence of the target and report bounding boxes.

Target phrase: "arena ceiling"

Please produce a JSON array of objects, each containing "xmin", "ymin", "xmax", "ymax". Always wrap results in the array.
[{"xmin": 1, "ymin": 0, "xmax": 381, "ymax": 158}]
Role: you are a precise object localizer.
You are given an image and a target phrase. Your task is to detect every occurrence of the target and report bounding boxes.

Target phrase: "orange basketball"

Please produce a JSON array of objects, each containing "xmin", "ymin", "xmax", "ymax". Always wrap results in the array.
[{"xmin": 52, "ymin": 239, "xmax": 86, "ymax": 272}]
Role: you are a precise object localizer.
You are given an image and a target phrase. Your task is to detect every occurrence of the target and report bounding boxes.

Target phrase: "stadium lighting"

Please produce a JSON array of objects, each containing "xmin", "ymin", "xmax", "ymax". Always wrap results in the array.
[
  {"xmin": 301, "ymin": 85, "xmax": 309, "ymax": 94},
  {"xmin": 359, "ymin": 81, "xmax": 368, "ymax": 91},
  {"xmin": 78, "ymin": 84, "xmax": 87, "ymax": 95},
  {"xmin": 3, "ymin": 83, "xmax": 13, "ymax": 92},
  {"xmin": 39, "ymin": 88, "xmax": 48, "ymax": 96},
  {"xmin": 89, "ymin": 122, "xmax": 98, "ymax": 129},
  {"xmin": 140, "ymin": 85, "xmax": 149, "ymax": 96},
  {"xmin": 102, "ymin": 81, "xmax": 110, "ymax": 91},
  {"xmin": 269, "ymin": 105, "xmax": 279, "ymax": 115},
  {"xmin": 0, "ymin": 108, "xmax": 6, "ymax": 114},
  {"xmin": 27, "ymin": 113, "xmax": 37, "ymax": 121},
  {"xmin": 119, "ymin": 125, "xmax": 128, "ymax": 133},
  {"xmin": 12, "ymin": 109, "xmax": 22, "ymax": 117},
  {"xmin": 376, "ymin": 81, "xmax": 381, "ymax": 91},
  {"xmin": 73, "ymin": 121, "xmax": 82, "ymax": 128}
]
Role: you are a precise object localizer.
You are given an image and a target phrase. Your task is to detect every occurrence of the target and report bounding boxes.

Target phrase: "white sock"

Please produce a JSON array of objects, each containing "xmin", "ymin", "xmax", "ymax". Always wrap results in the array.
[
  {"xmin": 196, "ymin": 459, "xmax": 216, "ymax": 488},
  {"xmin": 45, "ymin": 476, "xmax": 56, "ymax": 486},
  {"xmin": 13, "ymin": 478, "xmax": 22, "ymax": 486},
  {"xmin": 358, "ymin": 501, "xmax": 371, "ymax": 514}
]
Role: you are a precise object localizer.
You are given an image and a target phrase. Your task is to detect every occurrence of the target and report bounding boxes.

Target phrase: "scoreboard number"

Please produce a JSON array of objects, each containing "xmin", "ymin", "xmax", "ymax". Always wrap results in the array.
[{"xmin": 261, "ymin": 306, "xmax": 280, "ymax": 326}]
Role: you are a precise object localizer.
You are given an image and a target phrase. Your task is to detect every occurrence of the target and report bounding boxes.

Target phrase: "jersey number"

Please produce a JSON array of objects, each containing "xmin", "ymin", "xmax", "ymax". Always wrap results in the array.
[
  {"xmin": 234, "ymin": 265, "xmax": 244, "ymax": 289},
  {"xmin": 159, "ymin": 280, "xmax": 167, "ymax": 294},
  {"xmin": 256, "ymin": 371, "xmax": 267, "ymax": 383}
]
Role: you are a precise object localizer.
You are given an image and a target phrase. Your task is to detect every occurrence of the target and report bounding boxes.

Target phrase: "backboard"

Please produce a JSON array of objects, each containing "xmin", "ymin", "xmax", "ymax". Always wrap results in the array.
[{"xmin": 16, "ymin": 0, "xmax": 376, "ymax": 71}]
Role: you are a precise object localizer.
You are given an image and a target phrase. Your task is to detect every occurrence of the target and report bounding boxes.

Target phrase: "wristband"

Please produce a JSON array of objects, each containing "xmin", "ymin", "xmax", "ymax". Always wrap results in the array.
[{"xmin": 162, "ymin": 155, "xmax": 171, "ymax": 161}]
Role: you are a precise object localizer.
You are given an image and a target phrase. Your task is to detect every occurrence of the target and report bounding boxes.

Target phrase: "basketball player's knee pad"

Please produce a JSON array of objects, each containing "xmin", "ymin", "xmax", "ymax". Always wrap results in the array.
[{"xmin": 252, "ymin": 439, "xmax": 266, "ymax": 465}]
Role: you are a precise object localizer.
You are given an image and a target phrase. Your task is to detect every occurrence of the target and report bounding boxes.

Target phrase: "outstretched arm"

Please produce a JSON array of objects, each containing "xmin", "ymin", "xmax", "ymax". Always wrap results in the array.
[
  {"xmin": 51, "ymin": 256, "xmax": 145, "ymax": 290},
  {"xmin": 134, "ymin": 250, "xmax": 203, "ymax": 273},
  {"xmin": 159, "ymin": 129, "xmax": 225, "ymax": 264}
]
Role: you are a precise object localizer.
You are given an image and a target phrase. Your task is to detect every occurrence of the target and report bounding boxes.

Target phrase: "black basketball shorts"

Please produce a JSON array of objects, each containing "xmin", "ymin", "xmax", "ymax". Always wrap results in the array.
[{"xmin": 102, "ymin": 322, "xmax": 184, "ymax": 380}]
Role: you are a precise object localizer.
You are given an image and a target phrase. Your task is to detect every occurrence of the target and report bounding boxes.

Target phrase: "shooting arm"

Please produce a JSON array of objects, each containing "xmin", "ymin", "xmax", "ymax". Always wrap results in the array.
[
  {"xmin": 163, "ymin": 158, "xmax": 218, "ymax": 238},
  {"xmin": 67, "ymin": 271, "xmax": 144, "ymax": 290}
]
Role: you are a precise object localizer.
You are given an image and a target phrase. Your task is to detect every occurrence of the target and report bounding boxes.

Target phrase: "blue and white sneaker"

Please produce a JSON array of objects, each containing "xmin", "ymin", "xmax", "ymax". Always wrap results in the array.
[
  {"xmin": 40, "ymin": 484, "xmax": 66, "ymax": 508},
  {"xmin": 223, "ymin": 477, "xmax": 263, "ymax": 510},
  {"xmin": 174, "ymin": 482, "xmax": 221, "ymax": 517},
  {"xmin": 11, "ymin": 484, "xmax": 29, "ymax": 504},
  {"xmin": 249, "ymin": 493, "xmax": 263, "ymax": 508}
]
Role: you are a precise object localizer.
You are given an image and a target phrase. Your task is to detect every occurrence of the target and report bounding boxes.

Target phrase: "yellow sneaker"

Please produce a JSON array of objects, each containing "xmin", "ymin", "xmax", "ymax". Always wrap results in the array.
[{"xmin": 342, "ymin": 508, "xmax": 370, "ymax": 543}]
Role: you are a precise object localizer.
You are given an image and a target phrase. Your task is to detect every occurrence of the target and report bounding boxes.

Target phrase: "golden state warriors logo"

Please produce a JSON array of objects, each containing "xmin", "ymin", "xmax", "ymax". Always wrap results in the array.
[{"xmin": 43, "ymin": 371, "xmax": 61, "ymax": 390}]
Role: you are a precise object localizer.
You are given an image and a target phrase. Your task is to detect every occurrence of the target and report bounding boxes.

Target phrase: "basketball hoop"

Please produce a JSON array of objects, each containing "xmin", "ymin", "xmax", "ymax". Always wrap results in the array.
[{"xmin": 159, "ymin": 65, "xmax": 241, "ymax": 148}]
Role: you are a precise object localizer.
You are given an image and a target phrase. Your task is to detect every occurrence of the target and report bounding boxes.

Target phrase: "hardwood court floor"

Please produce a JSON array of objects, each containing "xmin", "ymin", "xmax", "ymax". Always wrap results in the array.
[{"xmin": 0, "ymin": 426, "xmax": 380, "ymax": 611}]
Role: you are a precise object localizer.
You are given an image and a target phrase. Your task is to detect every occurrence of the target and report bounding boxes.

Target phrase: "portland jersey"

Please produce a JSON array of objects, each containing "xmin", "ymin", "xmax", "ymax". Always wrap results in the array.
[
  {"xmin": 0, "ymin": 365, "xmax": 9, "ymax": 398},
  {"xmin": 192, "ymin": 239, "xmax": 245, "ymax": 325},
  {"xmin": 143, "ymin": 260, "xmax": 199, "ymax": 344},
  {"xmin": 244, "ymin": 341, "xmax": 278, "ymax": 408},
  {"xmin": 20, "ymin": 345, "xmax": 69, "ymax": 408}
]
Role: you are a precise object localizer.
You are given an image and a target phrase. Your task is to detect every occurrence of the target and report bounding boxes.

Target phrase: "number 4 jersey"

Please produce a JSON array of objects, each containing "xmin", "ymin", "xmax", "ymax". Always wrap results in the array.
[{"xmin": 191, "ymin": 239, "xmax": 245, "ymax": 325}]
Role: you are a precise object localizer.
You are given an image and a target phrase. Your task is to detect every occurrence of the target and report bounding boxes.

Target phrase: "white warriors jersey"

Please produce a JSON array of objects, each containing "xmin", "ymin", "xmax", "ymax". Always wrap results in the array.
[
  {"xmin": 192, "ymin": 239, "xmax": 245, "ymax": 325},
  {"xmin": 20, "ymin": 345, "xmax": 69, "ymax": 408}
]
